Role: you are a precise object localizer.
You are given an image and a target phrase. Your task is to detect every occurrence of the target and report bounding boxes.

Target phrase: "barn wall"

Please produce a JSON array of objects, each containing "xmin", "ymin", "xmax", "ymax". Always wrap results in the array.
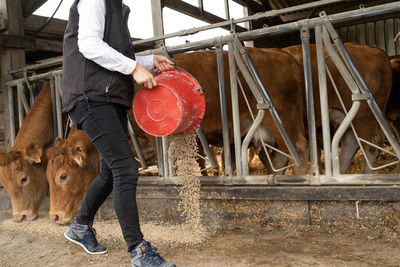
[{"xmin": 338, "ymin": 17, "xmax": 400, "ymax": 58}]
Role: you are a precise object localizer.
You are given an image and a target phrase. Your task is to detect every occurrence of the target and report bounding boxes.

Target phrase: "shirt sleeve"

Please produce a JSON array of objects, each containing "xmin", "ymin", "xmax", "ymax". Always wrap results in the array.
[{"xmin": 77, "ymin": 0, "xmax": 154, "ymax": 74}]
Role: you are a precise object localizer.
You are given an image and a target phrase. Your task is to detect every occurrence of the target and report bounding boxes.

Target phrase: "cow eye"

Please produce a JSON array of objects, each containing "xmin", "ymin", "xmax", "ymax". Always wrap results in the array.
[
  {"xmin": 20, "ymin": 177, "xmax": 28, "ymax": 184},
  {"xmin": 60, "ymin": 174, "xmax": 67, "ymax": 181}
]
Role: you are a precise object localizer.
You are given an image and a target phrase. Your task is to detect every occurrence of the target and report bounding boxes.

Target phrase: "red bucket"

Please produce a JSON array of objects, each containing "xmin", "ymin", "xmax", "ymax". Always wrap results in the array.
[{"xmin": 133, "ymin": 68, "xmax": 205, "ymax": 137}]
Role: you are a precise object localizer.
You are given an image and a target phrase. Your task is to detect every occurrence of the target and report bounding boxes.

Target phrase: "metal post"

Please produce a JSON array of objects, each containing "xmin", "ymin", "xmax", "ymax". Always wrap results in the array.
[
  {"xmin": 196, "ymin": 125, "xmax": 218, "ymax": 170},
  {"xmin": 16, "ymin": 82, "xmax": 24, "ymax": 128},
  {"xmin": 215, "ymin": 39, "xmax": 233, "ymax": 178},
  {"xmin": 162, "ymin": 136, "xmax": 170, "ymax": 182},
  {"xmin": 224, "ymin": 0, "xmax": 230, "ymax": 20},
  {"xmin": 17, "ymin": 82, "xmax": 29, "ymax": 115},
  {"xmin": 151, "ymin": 0, "xmax": 165, "ymax": 48},
  {"xmin": 7, "ymin": 86, "xmax": 15, "ymax": 145},
  {"xmin": 49, "ymin": 78, "xmax": 58, "ymax": 140},
  {"xmin": 54, "ymin": 75, "xmax": 63, "ymax": 138},
  {"xmin": 198, "ymin": 0, "xmax": 203, "ymax": 12},
  {"xmin": 300, "ymin": 25, "xmax": 319, "ymax": 177},
  {"xmin": 155, "ymin": 136, "xmax": 164, "ymax": 177},
  {"xmin": 315, "ymin": 25, "xmax": 332, "ymax": 176},
  {"xmin": 127, "ymin": 117, "xmax": 148, "ymax": 170},
  {"xmin": 228, "ymin": 41, "xmax": 242, "ymax": 177}
]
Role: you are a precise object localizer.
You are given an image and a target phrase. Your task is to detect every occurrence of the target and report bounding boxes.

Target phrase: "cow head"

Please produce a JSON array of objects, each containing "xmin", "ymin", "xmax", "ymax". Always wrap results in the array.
[
  {"xmin": 0, "ymin": 142, "xmax": 48, "ymax": 222},
  {"xmin": 46, "ymin": 130, "xmax": 99, "ymax": 224}
]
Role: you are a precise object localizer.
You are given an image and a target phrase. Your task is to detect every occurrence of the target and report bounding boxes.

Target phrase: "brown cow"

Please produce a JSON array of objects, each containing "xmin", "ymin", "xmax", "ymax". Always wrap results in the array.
[
  {"xmin": 46, "ymin": 128, "xmax": 99, "ymax": 224},
  {"xmin": 387, "ymin": 58, "xmax": 400, "ymax": 140},
  {"xmin": 283, "ymin": 43, "xmax": 392, "ymax": 173},
  {"xmin": 0, "ymin": 82, "xmax": 52, "ymax": 222}
]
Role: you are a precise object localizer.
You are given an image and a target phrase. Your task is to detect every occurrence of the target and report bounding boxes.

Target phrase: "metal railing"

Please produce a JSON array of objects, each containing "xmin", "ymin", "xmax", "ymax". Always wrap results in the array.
[{"xmin": 4, "ymin": 1, "xmax": 400, "ymax": 186}]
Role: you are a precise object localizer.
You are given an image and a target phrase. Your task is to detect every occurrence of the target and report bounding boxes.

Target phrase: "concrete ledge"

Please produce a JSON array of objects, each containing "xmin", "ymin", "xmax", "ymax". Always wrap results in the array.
[{"xmin": 1, "ymin": 186, "xmax": 400, "ymax": 229}]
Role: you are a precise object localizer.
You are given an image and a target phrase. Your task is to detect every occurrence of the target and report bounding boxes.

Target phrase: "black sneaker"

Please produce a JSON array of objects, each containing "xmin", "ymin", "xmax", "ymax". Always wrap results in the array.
[
  {"xmin": 130, "ymin": 240, "xmax": 176, "ymax": 267},
  {"xmin": 64, "ymin": 221, "xmax": 107, "ymax": 255}
]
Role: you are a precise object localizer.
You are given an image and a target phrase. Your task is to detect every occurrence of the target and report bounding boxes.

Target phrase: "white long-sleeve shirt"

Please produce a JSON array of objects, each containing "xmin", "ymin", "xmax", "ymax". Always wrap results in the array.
[{"xmin": 76, "ymin": 0, "xmax": 154, "ymax": 75}]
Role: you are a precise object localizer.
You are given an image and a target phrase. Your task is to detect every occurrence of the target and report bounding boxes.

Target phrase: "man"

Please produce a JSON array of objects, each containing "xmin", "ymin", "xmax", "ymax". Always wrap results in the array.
[{"xmin": 61, "ymin": 0, "xmax": 175, "ymax": 266}]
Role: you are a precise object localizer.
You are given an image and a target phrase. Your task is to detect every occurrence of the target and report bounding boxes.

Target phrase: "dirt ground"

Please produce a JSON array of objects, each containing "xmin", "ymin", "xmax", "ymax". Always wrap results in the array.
[{"xmin": 2, "ymin": 212, "xmax": 400, "ymax": 267}]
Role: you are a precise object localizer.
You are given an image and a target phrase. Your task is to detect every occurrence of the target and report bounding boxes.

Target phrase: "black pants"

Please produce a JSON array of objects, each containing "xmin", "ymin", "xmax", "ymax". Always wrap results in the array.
[{"xmin": 69, "ymin": 100, "xmax": 143, "ymax": 252}]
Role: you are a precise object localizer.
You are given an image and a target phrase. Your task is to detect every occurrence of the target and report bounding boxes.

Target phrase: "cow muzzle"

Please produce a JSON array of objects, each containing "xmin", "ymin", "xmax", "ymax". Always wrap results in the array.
[
  {"xmin": 50, "ymin": 211, "xmax": 72, "ymax": 225},
  {"xmin": 13, "ymin": 210, "xmax": 37, "ymax": 222}
]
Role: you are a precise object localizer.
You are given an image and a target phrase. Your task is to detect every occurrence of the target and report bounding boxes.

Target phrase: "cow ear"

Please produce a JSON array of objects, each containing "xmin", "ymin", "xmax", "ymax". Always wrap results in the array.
[
  {"xmin": 0, "ymin": 149, "xmax": 20, "ymax": 166},
  {"xmin": 71, "ymin": 143, "xmax": 86, "ymax": 167},
  {"xmin": 54, "ymin": 137, "xmax": 64, "ymax": 148},
  {"xmin": 25, "ymin": 142, "xmax": 43, "ymax": 164},
  {"xmin": 46, "ymin": 138, "xmax": 64, "ymax": 160}
]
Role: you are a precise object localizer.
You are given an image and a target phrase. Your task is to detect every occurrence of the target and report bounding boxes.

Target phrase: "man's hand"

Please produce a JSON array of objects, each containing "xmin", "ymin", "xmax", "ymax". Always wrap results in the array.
[
  {"xmin": 153, "ymin": 55, "xmax": 174, "ymax": 72},
  {"xmin": 132, "ymin": 64, "xmax": 157, "ymax": 88}
]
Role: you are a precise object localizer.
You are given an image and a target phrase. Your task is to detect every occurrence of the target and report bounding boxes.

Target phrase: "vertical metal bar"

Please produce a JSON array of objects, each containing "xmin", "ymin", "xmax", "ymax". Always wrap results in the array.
[
  {"xmin": 228, "ymin": 41, "xmax": 242, "ymax": 177},
  {"xmin": 54, "ymin": 75, "xmax": 63, "ymax": 138},
  {"xmin": 232, "ymin": 35, "xmax": 302, "ymax": 166},
  {"xmin": 224, "ymin": 0, "xmax": 230, "ymax": 20},
  {"xmin": 8, "ymin": 86, "xmax": 15, "ymax": 146},
  {"xmin": 127, "ymin": 117, "xmax": 148, "ymax": 170},
  {"xmin": 162, "ymin": 136, "xmax": 170, "ymax": 182},
  {"xmin": 300, "ymin": 25, "xmax": 319, "ymax": 177},
  {"xmin": 151, "ymin": 0, "xmax": 165, "ymax": 48},
  {"xmin": 198, "ymin": 0, "xmax": 204, "ymax": 11},
  {"xmin": 29, "ymin": 87, "xmax": 34, "ymax": 106},
  {"xmin": 315, "ymin": 25, "xmax": 332, "ymax": 176},
  {"xmin": 17, "ymin": 83, "xmax": 29, "ymax": 115},
  {"xmin": 17, "ymin": 82, "xmax": 24, "ymax": 128},
  {"xmin": 49, "ymin": 78, "xmax": 58, "ymax": 140},
  {"xmin": 215, "ymin": 39, "xmax": 233, "ymax": 178},
  {"xmin": 155, "ymin": 137, "xmax": 164, "ymax": 177},
  {"xmin": 196, "ymin": 125, "xmax": 218, "ymax": 169}
]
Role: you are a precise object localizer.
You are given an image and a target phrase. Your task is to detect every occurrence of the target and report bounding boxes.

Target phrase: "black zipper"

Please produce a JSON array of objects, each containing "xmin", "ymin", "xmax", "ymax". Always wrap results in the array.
[{"xmin": 105, "ymin": 73, "xmax": 114, "ymax": 103}]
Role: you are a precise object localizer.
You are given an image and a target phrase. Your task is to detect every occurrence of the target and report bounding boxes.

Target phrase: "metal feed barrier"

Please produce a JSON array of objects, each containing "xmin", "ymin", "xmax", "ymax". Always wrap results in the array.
[{"xmin": 5, "ymin": 1, "xmax": 400, "ymax": 197}]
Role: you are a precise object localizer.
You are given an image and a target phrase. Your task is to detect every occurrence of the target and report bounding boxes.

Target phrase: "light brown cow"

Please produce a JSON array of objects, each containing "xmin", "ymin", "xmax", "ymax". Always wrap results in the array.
[
  {"xmin": 283, "ymin": 43, "xmax": 392, "ymax": 173},
  {"xmin": 387, "ymin": 58, "xmax": 400, "ymax": 141},
  {"xmin": 0, "ymin": 82, "xmax": 52, "ymax": 222},
  {"xmin": 46, "ymin": 128, "xmax": 99, "ymax": 224}
]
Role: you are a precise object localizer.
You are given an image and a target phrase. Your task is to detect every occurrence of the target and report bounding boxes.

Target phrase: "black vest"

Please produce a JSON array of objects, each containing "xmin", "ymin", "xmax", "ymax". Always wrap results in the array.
[{"xmin": 62, "ymin": 0, "xmax": 135, "ymax": 112}]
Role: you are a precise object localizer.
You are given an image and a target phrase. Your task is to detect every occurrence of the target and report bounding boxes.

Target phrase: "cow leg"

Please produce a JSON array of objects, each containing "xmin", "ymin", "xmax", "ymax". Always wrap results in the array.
[
  {"xmin": 339, "ymin": 130, "xmax": 359, "ymax": 174},
  {"xmin": 292, "ymin": 136, "xmax": 309, "ymax": 175}
]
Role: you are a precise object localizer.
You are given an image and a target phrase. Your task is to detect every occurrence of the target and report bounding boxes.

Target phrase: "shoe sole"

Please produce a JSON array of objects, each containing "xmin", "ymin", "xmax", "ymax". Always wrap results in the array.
[{"xmin": 64, "ymin": 231, "xmax": 108, "ymax": 255}]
